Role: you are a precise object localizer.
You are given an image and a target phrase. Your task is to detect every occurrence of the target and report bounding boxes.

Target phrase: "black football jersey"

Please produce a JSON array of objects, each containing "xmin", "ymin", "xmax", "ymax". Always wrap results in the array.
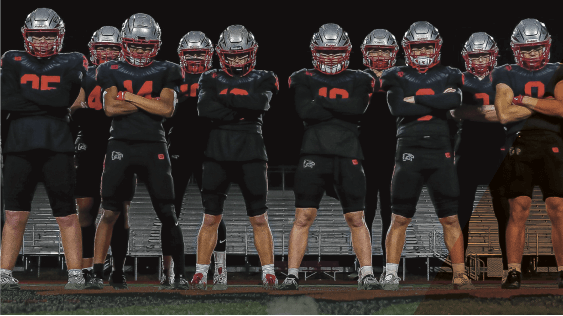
[
  {"xmin": 360, "ymin": 68, "xmax": 396, "ymax": 159},
  {"xmin": 456, "ymin": 72, "xmax": 506, "ymax": 154},
  {"xmin": 72, "ymin": 66, "xmax": 112, "ymax": 145},
  {"xmin": 289, "ymin": 68, "xmax": 375, "ymax": 159},
  {"xmin": 165, "ymin": 71, "xmax": 209, "ymax": 156},
  {"xmin": 381, "ymin": 64, "xmax": 463, "ymax": 138},
  {"xmin": 491, "ymin": 63, "xmax": 561, "ymax": 137},
  {"xmin": 1, "ymin": 50, "xmax": 87, "ymax": 153},
  {"xmin": 96, "ymin": 60, "xmax": 183, "ymax": 143},
  {"xmin": 197, "ymin": 69, "xmax": 279, "ymax": 161}
]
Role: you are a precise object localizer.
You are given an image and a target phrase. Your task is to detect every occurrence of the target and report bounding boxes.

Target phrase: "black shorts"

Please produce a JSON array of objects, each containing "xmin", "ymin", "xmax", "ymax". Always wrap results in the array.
[
  {"xmin": 294, "ymin": 155, "xmax": 366, "ymax": 214},
  {"xmin": 201, "ymin": 160, "xmax": 268, "ymax": 217},
  {"xmin": 391, "ymin": 136, "xmax": 459, "ymax": 219},
  {"xmin": 74, "ymin": 138, "xmax": 106, "ymax": 198},
  {"xmin": 101, "ymin": 140, "xmax": 172, "ymax": 212},
  {"xmin": 3, "ymin": 150, "xmax": 76, "ymax": 217},
  {"xmin": 502, "ymin": 131, "xmax": 563, "ymax": 200}
]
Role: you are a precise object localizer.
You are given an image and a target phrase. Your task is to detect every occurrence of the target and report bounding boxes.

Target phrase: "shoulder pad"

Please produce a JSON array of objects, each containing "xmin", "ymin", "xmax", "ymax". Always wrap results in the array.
[
  {"xmin": 288, "ymin": 68, "xmax": 310, "ymax": 88},
  {"xmin": 201, "ymin": 69, "xmax": 219, "ymax": 78}
]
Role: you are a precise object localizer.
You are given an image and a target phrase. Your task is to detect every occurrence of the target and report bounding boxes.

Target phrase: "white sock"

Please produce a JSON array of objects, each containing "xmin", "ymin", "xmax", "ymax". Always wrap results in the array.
[
  {"xmin": 0, "ymin": 269, "xmax": 12, "ymax": 276},
  {"xmin": 84, "ymin": 267, "xmax": 93, "ymax": 271},
  {"xmin": 558, "ymin": 266, "xmax": 563, "ymax": 272},
  {"xmin": 214, "ymin": 251, "xmax": 226, "ymax": 269},
  {"xmin": 386, "ymin": 263, "xmax": 399, "ymax": 277},
  {"xmin": 359, "ymin": 266, "xmax": 373, "ymax": 278},
  {"xmin": 262, "ymin": 264, "xmax": 275, "ymax": 278},
  {"xmin": 508, "ymin": 263, "xmax": 521, "ymax": 272},
  {"xmin": 288, "ymin": 268, "xmax": 299, "ymax": 278},
  {"xmin": 452, "ymin": 263, "xmax": 465, "ymax": 275},
  {"xmin": 195, "ymin": 264, "xmax": 210, "ymax": 279}
]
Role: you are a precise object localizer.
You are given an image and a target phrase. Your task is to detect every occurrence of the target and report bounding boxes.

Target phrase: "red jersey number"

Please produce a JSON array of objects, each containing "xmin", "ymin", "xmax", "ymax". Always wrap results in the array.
[
  {"xmin": 415, "ymin": 88, "xmax": 435, "ymax": 96},
  {"xmin": 180, "ymin": 83, "xmax": 199, "ymax": 97},
  {"xmin": 318, "ymin": 87, "xmax": 349, "ymax": 99},
  {"xmin": 20, "ymin": 74, "xmax": 60, "ymax": 90},
  {"xmin": 123, "ymin": 80, "xmax": 154, "ymax": 99},
  {"xmin": 474, "ymin": 93, "xmax": 490, "ymax": 105},
  {"xmin": 524, "ymin": 81, "xmax": 545, "ymax": 98},
  {"xmin": 87, "ymin": 86, "xmax": 103, "ymax": 110}
]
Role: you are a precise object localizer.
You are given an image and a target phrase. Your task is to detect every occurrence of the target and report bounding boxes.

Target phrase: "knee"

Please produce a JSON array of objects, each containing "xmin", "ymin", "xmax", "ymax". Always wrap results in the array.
[
  {"xmin": 294, "ymin": 209, "xmax": 316, "ymax": 228},
  {"xmin": 202, "ymin": 214, "xmax": 222, "ymax": 228},
  {"xmin": 344, "ymin": 211, "xmax": 365, "ymax": 228},
  {"xmin": 390, "ymin": 214, "xmax": 410, "ymax": 228},
  {"xmin": 439, "ymin": 215, "xmax": 460, "ymax": 228},
  {"xmin": 100, "ymin": 209, "xmax": 120, "ymax": 225},
  {"xmin": 249, "ymin": 213, "xmax": 269, "ymax": 228},
  {"xmin": 56, "ymin": 213, "xmax": 79, "ymax": 228},
  {"xmin": 509, "ymin": 199, "xmax": 531, "ymax": 222},
  {"xmin": 5, "ymin": 211, "xmax": 29, "ymax": 227},
  {"xmin": 545, "ymin": 198, "xmax": 563, "ymax": 222}
]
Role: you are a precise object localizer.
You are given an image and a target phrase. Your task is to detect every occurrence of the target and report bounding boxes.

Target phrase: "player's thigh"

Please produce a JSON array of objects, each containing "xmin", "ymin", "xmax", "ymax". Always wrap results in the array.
[
  {"xmin": 238, "ymin": 160, "xmax": 268, "ymax": 216},
  {"xmin": 3, "ymin": 152, "xmax": 41, "ymax": 212},
  {"xmin": 74, "ymin": 144, "xmax": 105, "ymax": 198},
  {"xmin": 142, "ymin": 143, "xmax": 174, "ymax": 201},
  {"xmin": 426, "ymin": 150, "xmax": 459, "ymax": 218},
  {"xmin": 101, "ymin": 141, "xmax": 134, "ymax": 204},
  {"xmin": 201, "ymin": 160, "xmax": 231, "ymax": 216},
  {"xmin": 538, "ymin": 135, "xmax": 563, "ymax": 200},
  {"xmin": 42, "ymin": 152, "xmax": 76, "ymax": 217},
  {"xmin": 335, "ymin": 157, "xmax": 366, "ymax": 214},
  {"xmin": 294, "ymin": 155, "xmax": 330, "ymax": 209}
]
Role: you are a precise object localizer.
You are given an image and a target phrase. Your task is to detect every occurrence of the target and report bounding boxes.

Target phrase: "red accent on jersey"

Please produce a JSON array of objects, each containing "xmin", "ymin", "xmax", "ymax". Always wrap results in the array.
[
  {"xmin": 524, "ymin": 81, "xmax": 545, "ymax": 98},
  {"xmin": 352, "ymin": 159, "xmax": 358, "ymax": 165},
  {"xmin": 288, "ymin": 77, "xmax": 292, "ymax": 88},
  {"xmin": 88, "ymin": 86, "xmax": 103, "ymax": 110},
  {"xmin": 220, "ymin": 88, "xmax": 228, "ymax": 95},
  {"xmin": 417, "ymin": 115, "xmax": 433, "ymax": 121},
  {"xmin": 445, "ymin": 152, "xmax": 451, "ymax": 158},
  {"xmin": 111, "ymin": 65, "xmax": 119, "ymax": 69},
  {"xmin": 230, "ymin": 88, "xmax": 249, "ymax": 95},
  {"xmin": 553, "ymin": 147, "xmax": 559, "ymax": 153},
  {"xmin": 158, "ymin": 154, "xmax": 165, "ymax": 160},
  {"xmin": 14, "ymin": 56, "xmax": 22, "ymax": 61},
  {"xmin": 329, "ymin": 88, "xmax": 349, "ymax": 99},
  {"xmin": 180, "ymin": 84, "xmax": 188, "ymax": 93},
  {"xmin": 41, "ymin": 76, "xmax": 60, "ymax": 91},
  {"xmin": 461, "ymin": 73, "xmax": 465, "ymax": 85},
  {"xmin": 274, "ymin": 76, "xmax": 279, "ymax": 91},
  {"xmin": 319, "ymin": 87, "xmax": 327, "ymax": 97},
  {"xmin": 212, "ymin": 72, "xmax": 217, "ymax": 78},
  {"xmin": 21, "ymin": 74, "xmax": 40, "ymax": 89},
  {"xmin": 397, "ymin": 71, "xmax": 404, "ymax": 77},
  {"xmin": 505, "ymin": 65, "xmax": 512, "ymax": 71},
  {"xmin": 190, "ymin": 83, "xmax": 198, "ymax": 97},
  {"xmin": 475, "ymin": 93, "xmax": 490, "ymax": 105},
  {"xmin": 123, "ymin": 80, "xmax": 153, "ymax": 99},
  {"xmin": 305, "ymin": 71, "xmax": 314, "ymax": 76},
  {"xmin": 82, "ymin": 56, "xmax": 89, "ymax": 71},
  {"xmin": 416, "ymin": 88, "xmax": 435, "ymax": 95}
]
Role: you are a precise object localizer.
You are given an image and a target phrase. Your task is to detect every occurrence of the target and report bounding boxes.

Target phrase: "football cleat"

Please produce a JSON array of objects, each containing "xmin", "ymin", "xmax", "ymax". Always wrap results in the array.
[
  {"xmin": 64, "ymin": 270, "xmax": 85, "ymax": 290},
  {"xmin": 379, "ymin": 267, "xmax": 387, "ymax": 283},
  {"xmin": 108, "ymin": 271, "xmax": 128, "ymax": 290},
  {"xmin": 262, "ymin": 274, "xmax": 278, "ymax": 290},
  {"xmin": 277, "ymin": 274, "xmax": 299, "ymax": 290},
  {"xmin": 212, "ymin": 267, "xmax": 228, "ymax": 291},
  {"xmin": 82, "ymin": 269, "xmax": 93, "ymax": 285},
  {"xmin": 190, "ymin": 273, "xmax": 208, "ymax": 290},
  {"xmin": 358, "ymin": 274, "xmax": 381, "ymax": 290},
  {"xmin": 85, "ymin": 276, "xmax": 104, "ymax": 290},
  {"xmin": 173, "ymin": 276, "xmax": 190, "ymax": 290},
  {"xmin": 501, "ymin": 269, "xmax": 521, "ymax": 289},
  {"xmin": 452, "ymin": 273, "xmax": 476, "ymax": 290},
  {"xmin": 159, "ymin": 273, "xmax": 174, "ymax": 290},
  {"xmin": 380, "ymin": 273, "xmax": 401, "ymax": 291},
  {"xmin": 1, "ymin": 273, "xmax": 20, "ymax": 291}
]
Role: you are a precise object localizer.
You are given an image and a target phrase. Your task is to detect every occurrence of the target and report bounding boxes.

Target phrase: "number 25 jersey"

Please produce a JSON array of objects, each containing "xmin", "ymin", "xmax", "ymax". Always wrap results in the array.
[{"xmin": 96, "ymin": 59, "xmax": 183, "ymax": 143}]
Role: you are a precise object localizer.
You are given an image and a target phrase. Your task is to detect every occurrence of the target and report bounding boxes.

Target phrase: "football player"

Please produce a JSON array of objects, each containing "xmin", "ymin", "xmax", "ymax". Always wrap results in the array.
[
  {"xmin": 1, "ymin": 8, "xmax": 87, "ymax": 290},
  {"xmin": 358, "ymin": 29, "xmax": 399, "ymax": 281},
  {"xmin": 380, "ymin": 21, "xmax": 474, "ymax": 290},
  {"xmin": 449, "ymin": 32, "xmax": 511, "ymax": 282},
  {"xmin": 492, "ymin": 19, "xmax": 563, "ymax": 289},
  {"xmin": 89, "ymin": 13, "xmax": 189, "ymax": 290},
  {"xmin": 70, "ymin": 26, "xmax": 136, "ymax": 289},
  {"xmin": 159, "ymin": 31, "xmax": 229, "ymax": 290},
  {"xmin": 192, "ymin": 25, "xmax": 278, "ymax": 290},
  {"xmin": 279, "ymin": 23, "xmax": 379, "ymax": 291}
]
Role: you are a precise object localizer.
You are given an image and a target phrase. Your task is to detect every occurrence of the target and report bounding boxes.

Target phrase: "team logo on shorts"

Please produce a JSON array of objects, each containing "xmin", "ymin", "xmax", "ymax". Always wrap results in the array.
[
  {"xmin": 509, "ymin": 147, "xmax": 521, "ymax": 156},
  {"xmin": 171, "ymin": 155, "xmax": 180, "ymax": 159},
  {"xmin": 112, "ymin": 151, "xmax": 123, "ymax": 160},
  {"xmin": 303, "ymin": 159, "xmax": 315, "ymax": 168},
  {"xmin": 403, "ymin": 153, "xmax": 414, "ymax": 161},
  {"xmin": 77, "ymin": 143, "xmax": 87, "ymax": 151},
  {"xmin": 158, "ymin": 154, "xmax": 165, "ymax": 160}
]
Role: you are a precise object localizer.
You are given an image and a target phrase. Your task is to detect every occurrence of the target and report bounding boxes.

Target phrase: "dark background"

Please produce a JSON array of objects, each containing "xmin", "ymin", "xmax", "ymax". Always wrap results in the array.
[{"xmin": 3, "ymin": 2, "xmax": 562, "ymax": 166}]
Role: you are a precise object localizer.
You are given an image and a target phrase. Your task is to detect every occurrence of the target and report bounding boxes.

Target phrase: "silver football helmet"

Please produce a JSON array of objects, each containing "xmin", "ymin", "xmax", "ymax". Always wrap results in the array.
[
  {"xmin": 120, "ymin": 13, "xmax": 161, "ymax": 67},
  {"xmin": 21, "ymin": 8, "xmax": 65, "ymax": 57},
  {"xmin": 178, "ymin": 31, "xmax": 214, "ymax": 74},
  {"xmin": 402, "ymin": 21, "xmax": 442, "ymax": 73},
  {"xmin": 461, "ymin": 32, "xmax": 498, "ymax": 77},
  {"xmin": 310, "ymin": 23, "xmax": 352, "ymax": 75},
  {"xmin": 510, "ymin": 18, "xmax": 551, "ymax": 70},
  {"xmin": 216, "ymin": 25, "xmax": 258, "ymax": 77},
  {"xmin": 88, "ymin": 26, "xmax": 122, "ymax": 66},
  {"xmin": 361, "ymin": 29, "xmax": 399, "ymax": 71}
]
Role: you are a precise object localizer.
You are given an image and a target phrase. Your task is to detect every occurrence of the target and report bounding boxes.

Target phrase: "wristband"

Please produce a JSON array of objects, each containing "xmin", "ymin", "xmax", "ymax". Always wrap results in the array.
[
  {"xmin": 116, "ymin": 91, "xmax": 126, "ymax": 101},
  {"xmin": 512, "ymin": 95, "xmax": 524, "ymax": 106}
]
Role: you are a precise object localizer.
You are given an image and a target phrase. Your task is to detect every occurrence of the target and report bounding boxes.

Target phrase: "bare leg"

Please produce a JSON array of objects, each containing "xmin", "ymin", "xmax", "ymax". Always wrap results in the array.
[
  {"xmin": 56, "ymin": 213, "xmax": 82, "ymax": 270},
  {"xmin": 0, "ymin": 211, "xmax": 30, "ymax": 270},
  {"xmin": 344, "ymin": 211, "xmax": 372, "ymax": 267},
  {"xmin": 506, "ymin": 197, "xmax": 532, "ymax": 264},
  {"xmin": 249, "ymin": 213, "xmax": 274, "ymax": 266},
  {"xmin": 439, "ymin": 215, "xmax": 465, "ymax": 264},
  {"xmin": 287, "ymin": 208, "xmax": 317, "ymax": 269},
  {"xmin": 545, "ymin": 197, "xmax": 563, "ymax": 266},
  {"xmin": 196, "ymin": 214, "xmax": 222, "ymax": 265},
  {"xmin": 385, "ymin": 214, "xmax": 411, "ymax": 264}
]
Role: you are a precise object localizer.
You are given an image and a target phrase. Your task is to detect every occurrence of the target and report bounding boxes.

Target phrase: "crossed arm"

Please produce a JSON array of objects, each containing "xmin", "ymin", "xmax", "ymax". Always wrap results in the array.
[
  {"xmin": 494, "ymin": 83, "xmax": 533, "ymax": 124},
  {"xmin": 103, "ymin": 86, "xmax": 176, "ymax": 118}
]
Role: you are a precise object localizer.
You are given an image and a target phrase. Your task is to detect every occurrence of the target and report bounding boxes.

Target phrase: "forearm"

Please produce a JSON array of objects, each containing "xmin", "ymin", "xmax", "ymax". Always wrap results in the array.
[
  {"xmin": 197, "ymin": 92, "xmax": 238, "ymax": 121},
  {"xmin": 228, "ymin": 91, "xmax": 272, "ymax": 111},
  {"xmin": 70, "ymin": 88, "xmax": 86, "ymax": 116},
  {"xmin": 103, "ymin": 88, "xmax": 138, "ymax": 117},
  {"xmin": 125, "ymin": 92, "xmax": 174, "ymax": 118},
  {"xmin": 451, "ymin": 105, "xmax": 499, "ymax": 123},
  {"xmin": 494, "ymin": 83, "xmax": 532, "ymax": 124},
  {"xmin": 387, "ymin": 88, "xmax": 433, "ymax": 117},
  {"xmin": 518, "ymin": 82, "xmax": 563, "ymax": 118},
  {"xmin": 318, "ymin": 94, "xmax": 369, "ymax": 116},
  {"xmin": 414, "ymin": 90, "xmax": 462, "ymax": 110}
]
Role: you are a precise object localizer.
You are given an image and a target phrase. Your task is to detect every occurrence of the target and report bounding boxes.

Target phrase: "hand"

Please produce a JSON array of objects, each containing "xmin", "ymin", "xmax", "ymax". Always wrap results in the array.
[
  {"xmin": 403, "ymin": 96, "xmax": 415, "ymax": 103},
  {"xmin": 512, "ymin": 95, "xmax": 525, "ymax": 106},
  {"xmin": 449, "ymin": 109, "xmax": 462, "ymax": 122},
  {"xmin": 443, "ymin": 88, "xmax": 456, "ymax": 93},
  {"xmin": 116, "ymin": 91, "xmax": 127, "ymax": 101},
  {"xmin": 80, "ymin": 101, "xmax": 89, "ymax": 109}
]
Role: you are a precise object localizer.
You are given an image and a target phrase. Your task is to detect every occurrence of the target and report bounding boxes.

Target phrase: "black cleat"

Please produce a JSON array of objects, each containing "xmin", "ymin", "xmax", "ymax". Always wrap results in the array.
[
  {"xmin": 277, "ymin": 274, "xmax": 299, "ymax": 290},
  {"xmin": 82, "ymin": 269, "xmax": 93, "ymax": 285},
  {"xmin": 85, "ymin": 276, "xmax": 104, "ymax": 290},
  {"xmin": 501, "ymin": 270, "xmax": 521, "ymax": 289},
  {"xmin": 159, "ymin": 273, "xmax": 174, "ymax": 290},
  {"xmin": 108, "ymin": 271, "xmax": 128, "ymax": 289},
  {"xmin": 174, "ymin": 276, "xmax": 191, "ymax": 290}
]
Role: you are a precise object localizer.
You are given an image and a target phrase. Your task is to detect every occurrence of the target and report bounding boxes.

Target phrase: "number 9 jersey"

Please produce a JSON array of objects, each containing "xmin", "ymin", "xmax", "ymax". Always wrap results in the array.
[{"xmin": 96, "ymin": 59, "xmax": 183, "ymax": 142}]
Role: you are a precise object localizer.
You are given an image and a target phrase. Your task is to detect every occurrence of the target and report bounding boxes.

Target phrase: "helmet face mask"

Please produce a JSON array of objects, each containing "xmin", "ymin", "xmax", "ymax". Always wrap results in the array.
[
  {"xmin": 178, "ymin": 31, "xmax": 214, "ymax": 74},
  {"xmin": 88, "ymin": 26, "xmax": 122, "ymax": 66},
  {"xmin": 461, "ymin": 32, "xmax": 498, "ymax": 77},
  {"xmin": 21, "ymin": 8, "xmax": 65, "ymax": 57},
  {"xmin": 361, "ymin": 29, "xmax": 399, "ymax": 71},
  {"xmin": 402, "ymin": 21, "xmax": 442, "ymax": 73},
  {"xmin": 120, "ymin": 13, "xmax": 161, "ymax": 67},
  {"xmin": 511, "ymin": 18, "xmax": 551, "ymax": 71},
  {"xmin": 121, "ymin": 39, "xmax": 160, "ymax": 67},
  {"xmin": 216, "ymin": 25, "xmax": 257, "ymax": 77},
  {"xmin": 310, "ymin": 23, "xmax": 351, "ymax": 75}
]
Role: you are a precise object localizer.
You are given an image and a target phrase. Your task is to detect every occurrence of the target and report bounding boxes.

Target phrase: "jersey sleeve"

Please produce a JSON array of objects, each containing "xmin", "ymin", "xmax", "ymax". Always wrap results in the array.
[
  {"xmin": 414, "ymin": 67, "xmax": 462, "ymax": 110},
  {"xmin": 197, "ymin": 70, "xmax": 237, "ymax": 121},
  {"xmin": 96, "ymin": 63, "xmax": 116, "ymax": 91},
  {"xmin": 164, "ymin": 63, "xmax": 184, "ymax": 91},
  {"xmin": 227, "ymin": 70, "xmax": 278, "ymax": 111},
  {"xmin": 290, "ymin": 69, "xmax": 334, "ymax": 123},
  {"xmin": 491, "ymin": 65, "xmax": 512, "ymax": 89},
  {"xmin": 316, "ymin": 71, "xmax": 374, "ymax": 116},
  {"xmin": 0, "ymin": 51, "xmax": 43, "ymax": 114},
  {"xmin": 381, "ymin": 68, "xmax": 434, "ymax": 117}
]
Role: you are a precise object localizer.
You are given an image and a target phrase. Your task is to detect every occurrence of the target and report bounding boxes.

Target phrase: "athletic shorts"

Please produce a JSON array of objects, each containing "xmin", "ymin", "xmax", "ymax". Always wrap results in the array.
[
  {"xmin": 391, "ymin": 136, "xmax": 459, "ymax": 218},
  {"xmin": 294, "ymin": 155, "xmax": 366, "ymax": 214}
]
